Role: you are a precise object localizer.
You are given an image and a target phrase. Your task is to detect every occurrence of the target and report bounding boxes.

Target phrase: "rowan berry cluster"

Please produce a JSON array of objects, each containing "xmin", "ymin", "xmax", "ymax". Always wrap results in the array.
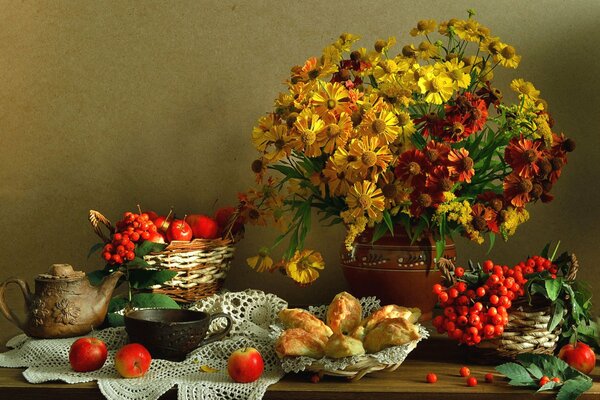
[
  {"xmin": 101, "ymin": 212, "xmax": 158, "ymax": 265},
  {"xmin": 432, "ymin": 256, "xmax": 558, "ymax": 345}
]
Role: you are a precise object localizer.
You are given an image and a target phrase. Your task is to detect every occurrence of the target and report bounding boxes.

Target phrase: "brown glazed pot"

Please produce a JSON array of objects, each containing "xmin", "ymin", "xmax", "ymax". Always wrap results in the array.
[{"xmin": 340, "ymin": 227, "xmax": 457, "ymax": 321}]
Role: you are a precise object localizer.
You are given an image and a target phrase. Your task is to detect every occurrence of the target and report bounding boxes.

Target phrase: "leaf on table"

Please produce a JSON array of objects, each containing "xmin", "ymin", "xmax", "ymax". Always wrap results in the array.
[
  {"xmin": 537, "ymin": 381, "xmax": 558, "ymax": 392},
  {"xmin": 557, "ymin": 377, "xmax": 593, "ymax": 400},
  {"xmin": 495, "ymin": 362, "xmax": 533, "ymax": 384},
  {"xmin": 199, "ymin": 365, "xmax": 219, "ymax": 373}
]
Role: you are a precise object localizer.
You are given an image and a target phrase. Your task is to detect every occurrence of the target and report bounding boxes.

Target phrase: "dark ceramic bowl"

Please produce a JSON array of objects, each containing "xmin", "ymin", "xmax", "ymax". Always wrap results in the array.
[{"xmin": 124, "ymin": 308, "xmax": 232, "ymax": 361}]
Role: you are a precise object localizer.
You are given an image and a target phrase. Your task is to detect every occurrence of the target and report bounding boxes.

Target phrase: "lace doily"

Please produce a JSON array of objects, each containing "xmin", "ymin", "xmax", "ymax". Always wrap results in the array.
[
  {"xmin": 270, "ymin": 297, "xmax": 429, "ymax": 373},
  {"xmin": 0, "ymin": 290, "xmax": 288, "ymax": 400}
]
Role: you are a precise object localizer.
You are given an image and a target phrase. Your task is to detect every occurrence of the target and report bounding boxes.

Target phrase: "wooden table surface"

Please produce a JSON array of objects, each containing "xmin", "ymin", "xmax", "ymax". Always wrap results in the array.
[{"xmin": 0, "ymin": 336, "xmax": 598, "ymax": 400}]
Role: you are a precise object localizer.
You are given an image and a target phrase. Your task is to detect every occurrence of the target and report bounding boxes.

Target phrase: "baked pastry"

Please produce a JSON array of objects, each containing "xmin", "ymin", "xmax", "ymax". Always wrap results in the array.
[
  {"xmin": 278, "ymin": 308, "xmax": 333, "ymax": 340},
  {"xmin": 363, "ymin": 317, "xmax": 421, "ymax": 353},
  {"xmin": 326, "ymin": 291, "xmax": 362, "ymax": 334},
  {"xmin": 324, "ymin": 333, "xmax": 365, "ymax": 358},
  {"xmin": 351, "ymin": 305, "xmax": 421, "ymax": 340},
  {"xmin": 275, "ymin": 328, "xmax": 326, "ymax": 359}
]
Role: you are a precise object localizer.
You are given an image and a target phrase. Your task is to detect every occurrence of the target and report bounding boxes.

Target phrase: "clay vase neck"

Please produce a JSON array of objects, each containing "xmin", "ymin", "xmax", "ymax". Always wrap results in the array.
[{"xmin": 340, "ymin": 225, "xmax": 457, "ymax": 321}]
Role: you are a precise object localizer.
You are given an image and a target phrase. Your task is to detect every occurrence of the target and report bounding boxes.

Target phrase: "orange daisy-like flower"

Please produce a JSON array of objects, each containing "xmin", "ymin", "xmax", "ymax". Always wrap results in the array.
[
  {"xmin": 316, "ymin": 112, "xmax": 353, "ymax": 154},
  {"xmin": 408, "ymin": 188, "xmax": 444, "ymax": 217},
  {"xmin": 426, "ymin": 166, "xmax": 455, "ymax": 194},
  {"xmin": 504, "ymin": 136, "xmax": 543, "ymax": 179},
  {"xmin": 503, "ymin": 173, "xmax": 533, "ymax": 208},
  {"xmin": 345, "ymin": 180, "xmax": 385, "ymax": 220},
  {"xmin": 348, "ymin": 136, "xmax": 393, "ymax": 179},
  {"xmin": 447, "ymin": 148, "xmax": 475, "ymax": 183},
  {"xmin": 293, "ymin": 111, "xmax": 325, "ymax": 157},
  {"xmin": 323, "ymin": 159, "xmax": 355, "ymax": 197},
  {"xmin": 471, "ymin": 203, "xmax": 498, "ymax": 233},
  {"xmin": 264, "ymin": 124, "xmax": 296, "ymax": 162},
  {"xmin": 311, "ymin": 82, "xmax": 351, "ymax": 116}
]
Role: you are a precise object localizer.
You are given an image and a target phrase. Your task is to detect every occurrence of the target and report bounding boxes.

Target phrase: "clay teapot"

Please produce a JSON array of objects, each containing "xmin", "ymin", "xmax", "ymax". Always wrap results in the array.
[{"xmin": 0, "ymin": 264, "xmax": 123, "ymax": 338}]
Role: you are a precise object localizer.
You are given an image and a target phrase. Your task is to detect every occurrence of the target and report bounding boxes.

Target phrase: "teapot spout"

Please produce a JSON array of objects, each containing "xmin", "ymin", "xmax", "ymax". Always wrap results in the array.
[{"xmin": 97, "ymin": 271, "xmax": 124, "ymax": 303}]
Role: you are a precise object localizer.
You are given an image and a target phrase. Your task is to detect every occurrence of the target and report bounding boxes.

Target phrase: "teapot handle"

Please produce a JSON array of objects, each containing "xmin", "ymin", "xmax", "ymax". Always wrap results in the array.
[{"xmin": 0, "ymin": 278, "xmax": 31, "ymax": 330}]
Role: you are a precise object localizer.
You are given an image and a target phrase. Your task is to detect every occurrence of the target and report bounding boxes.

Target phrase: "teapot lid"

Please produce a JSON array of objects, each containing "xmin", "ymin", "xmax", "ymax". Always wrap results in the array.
[{"xmin": 37, "ymin": 264, "xmax": 86, "ymax": 281}]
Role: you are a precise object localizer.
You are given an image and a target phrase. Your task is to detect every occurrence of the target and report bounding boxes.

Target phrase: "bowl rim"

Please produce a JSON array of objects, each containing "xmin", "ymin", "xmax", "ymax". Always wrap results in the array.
[{"xmin": 124, "ymin": 308, "xmax": 210, "ymax": 325}]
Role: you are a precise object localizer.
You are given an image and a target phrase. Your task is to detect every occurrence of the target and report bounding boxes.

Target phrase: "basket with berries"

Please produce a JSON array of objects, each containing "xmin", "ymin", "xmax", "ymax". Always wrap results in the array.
[
  {"xmin": 432, "ymin": 245, "xmax": 593, "ymax": 361},
  {"xmin": 88, "ymin": 206, "xmax": 243, "ymax": 303}
]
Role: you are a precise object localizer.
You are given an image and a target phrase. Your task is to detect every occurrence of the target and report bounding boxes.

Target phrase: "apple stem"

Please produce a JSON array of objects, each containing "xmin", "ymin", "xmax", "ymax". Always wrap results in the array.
[{"xmin": 137, "ymin": 204, "xmax": 142, "ymax": 214}]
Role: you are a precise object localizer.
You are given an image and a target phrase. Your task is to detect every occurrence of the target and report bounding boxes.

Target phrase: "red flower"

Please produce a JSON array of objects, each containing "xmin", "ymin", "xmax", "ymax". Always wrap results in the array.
[
  {"xmin": 476, "ymin": 81, "xmax": 503, "ymax": 108},
  {"xmin": 504, "ymin": 136, "xmax": 542, "ymax": 179},
  {"xmin": 395, "ymin": 149, "xmax": 429, "ymax": 188},
  {"xmin": 409, "ymin": 189, "xmax": 444, "ymax": 217},
  {"xmin": 426, "ymin": 166, "xmax": 455, "ymax": 193},
  {"xmin": 477, "ymin": 191, "xmax": 504, "ymax": 212},
  {"xmin": 447, "ymin": 148, "xmax": 475, "ymax": 183},
  {"xmin": 503, "ymin": 172, "xmax": 533, "ymax": 208},
  {"xmin": 471, "ymin": 203, "xmax": 498, "ymax": 233},
  {"xmin": 414, "ymin": 112, "xmax": 444, "ymax": 138},
  {"xmin": 424, "ymin": 141, "xmax": 451, "ymax": 165},
  {"xmin": 436, "ymin": 93, "xmax": 489, "ymax": 142}
]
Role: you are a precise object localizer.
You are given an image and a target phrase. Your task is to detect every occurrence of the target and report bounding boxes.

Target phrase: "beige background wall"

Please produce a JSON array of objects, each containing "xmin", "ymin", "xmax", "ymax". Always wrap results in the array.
[{"xmin": 0, "ymin": 0, "xmax": 599, "ymax": 344}]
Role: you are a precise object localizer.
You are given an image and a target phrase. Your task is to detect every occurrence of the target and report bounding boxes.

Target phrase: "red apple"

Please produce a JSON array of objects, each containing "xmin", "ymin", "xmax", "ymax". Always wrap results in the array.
[
  {"xmin": 153, "ymin": 216, "xmax": 171, "ymax": 233},
  {"xmin": 227, "ymin": 347, "xmax": 264, "ymax": 383},
  {"xmin": 166, "ymin": 219, "xmax": 193, "ymax": 242},
  {"xmin": 69, "ymin": 337, "xmax": 108, "ymax": 372},
  {"xmin": 186, "ymin": 214, "xmax": 218, "ymax": 239},
  {"xmin": 558, "ymin": 341, "xmax": 596, "ymax": 374},
  {"xmin": 143, "ymin": 210, "xmax": 159, "ymax": 221},
  {"xmin": 214, "ymin": 206, "xmax": 244, "ymax": 235},
  {"xmin": 114, "ymin": 343, "xmax": 152, "ymax": 378},
  {"xmin": 146, "ymin": 231, "xmax": 166, "ymax": 244}
]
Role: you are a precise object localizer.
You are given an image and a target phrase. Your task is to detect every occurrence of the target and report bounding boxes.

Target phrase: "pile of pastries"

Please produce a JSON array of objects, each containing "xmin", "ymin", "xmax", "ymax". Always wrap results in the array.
[{"xmin": 275, "ymin": 292, "xmax": 421, "ymax": 359}]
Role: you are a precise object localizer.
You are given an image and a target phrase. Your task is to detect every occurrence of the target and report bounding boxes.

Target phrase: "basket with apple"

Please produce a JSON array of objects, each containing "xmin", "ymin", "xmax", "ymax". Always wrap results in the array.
[{"xmin": 89, "ymin": 206, "xmax": 244, "ymax": 303}]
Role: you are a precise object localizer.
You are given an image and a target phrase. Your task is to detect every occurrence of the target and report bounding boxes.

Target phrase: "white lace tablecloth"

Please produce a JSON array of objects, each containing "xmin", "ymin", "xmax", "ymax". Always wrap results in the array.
[{"xmin": 0, "ymin": 290, "xmax": 288, "ymax": 400}]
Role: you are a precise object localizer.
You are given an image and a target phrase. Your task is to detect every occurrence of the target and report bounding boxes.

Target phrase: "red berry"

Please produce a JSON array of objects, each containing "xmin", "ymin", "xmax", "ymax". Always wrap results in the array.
[
  {"xmin": 456, "ymin": 282, "xmax": 467, "ymax": 292},
  {"xmin": 449, "ymin": 288, "xmax": 459, "ymax": 298},
  {"xmin": 488, "ymin": 307, "xmax": 498, "ymax": 317},
  {"xmin": 489, "ymin": 295, "xmax": 499, "ymax": 305},
  {"xmin": 310, "ymin": 374, "xmax": 320, "ymax": 384},
  {"xmin": 459, "ymin": 366, "xmax": 470, "ymax": 377},
  {"xmin": 426, "ymin": 373, "xmax": 437, "ymax": 383},
  {"xmin": 539, "ymin": 376, "xmax": 550, "ymax": 387},
  {"xmin": 476, "ymin": 287, "xmax": 486, "ymax": 297},
  {"xmin": 455, "ymin": 267, "xmax": 465, "ymax": 277},
  {"xmin": 482, "ymin": 260, "xmax": 493, "ymax": 272},
  {"xmin": 485, "ymin": 373, "xmax": 494, "ymax": 383},
  {"xmin": 433, "ymin": 284, "xmax": 443, "ymax": 294},
  {"xmin": 551, "ymin": 377, "xmax": 561, "ymax": 383},
  {"xmin": 467, "ymin": 377, "xmax": 477, "ymax": 387},
  {"xmin": 438, "ymin": 292, "xmax": 449, "ymax": 303}
]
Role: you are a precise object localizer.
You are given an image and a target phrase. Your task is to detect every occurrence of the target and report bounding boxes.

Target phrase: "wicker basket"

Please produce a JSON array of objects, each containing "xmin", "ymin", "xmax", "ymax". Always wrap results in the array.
[
  {"xmin": 438, "ymin": 256, "xmax": 578, "ymax": 361},
  {"xmin": 89, "ymin": 209, "xmax": 239, "ymax": 303}
]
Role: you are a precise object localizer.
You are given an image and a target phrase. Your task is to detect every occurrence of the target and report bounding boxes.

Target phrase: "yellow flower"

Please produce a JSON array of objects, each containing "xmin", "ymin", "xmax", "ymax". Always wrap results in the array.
[
  {"xmin": 251, "ymin": 113, "xmax": 278, "ymax": 152},
  {"xmin": 246, "ymin": 247, "xmax": 274, "ymax": 272},
  {"xmin": 410, "ymin": 19, "xmax": 437, "ymax": 36},
  {"xmin": 494, "ymin": 44, "xmax": 521, "ymax": 69},
  {"xmin": 373, "ymin": 59, "xmax": 400, "ymax": 83},
  {"xmin": 289, "ymin": 81, "xmax": 315, "ymax": 110},
  {"xmin": 311, "ymin": 82, "xmax": 351, "ymax": 116},
  {"xmin": 322, "ymin": 44, "xmax": 342, "ymax": 66},
  {"xmin": 340, "ymin": 210, "xmax": 368, "ymax": 250},
  {"xmin": 479, "ymin": 36, "xmax": 504, "ymax": 56},
  {"xmin": 264, "ymin": 124, "xmax": 296, "ymax": 162},
  {"xmin": 533, "ymin": 113, "xmax": 553, "ymax": 147},
  {"xmin": 359, "ymin": 108, "xmax": 401, "ymax": 145},
  {"xmin": 500, "ymin": 207, "xmax": 529, "ymax": 238},
  {"xmin": 379, "ymin": 82, "xmax": 413, "ymax": 109},
  {"xmin": 287, "ymin": 178, "xmax": 311, "ymax": 197},
  {"xmin": 395, "ymin": 110, "xmax": 416, "ymax": 142},
  {"xmin": 316, "ymin": 112, "xmax": 353, "ymax": 154},
  {"xmin": 293, "ymin": 110, "xmax": 325, "ymax": 157},
  {"xmin": 334, "ymin": 33, "xmax": 360, "ymax": 52},
  {"xmin": 374, "ymin": 36, "xmax": 397, "ymax": 53},
  {"xmin": 323, "ymin": 159, "xmax": 355, "ymax": 196},
  {"xmin": 377, "ymin": 170, "xmax": 410, "ymax": 208},
  {"xmin": 453, "ymin": 19, "xmax": 488, "ymax": 42},
  {"xmin": 510, "ymin": 79, "xmax": 540, "ymax": 100},
  {"xmin": 438, "ymin": 18, "xmax": 459, "ymax": 36},
  {"xmin": 416, "ymin": 41, "xmax": 439, "ymax": 59},
  {"xmin": 348, "ymin": 136, "xmax": 393, "ymax": 179},
  {"xmin": 345, "ymin": 180, "xmax": 385, "ymax": 220},
  {"xmin": 444, "ymin": 59, "xmax": 472, "ymax": 90},
  {"xmin": 285, "ymin": 250, "xmax": 325, "ymax": 284},
  {"xmin": 417, "ymin": 68, "xmax": 454, "ymax": 105}
]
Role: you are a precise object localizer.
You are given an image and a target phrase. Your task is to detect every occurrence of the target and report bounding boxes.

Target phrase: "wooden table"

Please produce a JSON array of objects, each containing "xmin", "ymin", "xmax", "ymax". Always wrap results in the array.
[{"xmin": 0, "ymin": 336, "xmax": 598, "ymax": 400}]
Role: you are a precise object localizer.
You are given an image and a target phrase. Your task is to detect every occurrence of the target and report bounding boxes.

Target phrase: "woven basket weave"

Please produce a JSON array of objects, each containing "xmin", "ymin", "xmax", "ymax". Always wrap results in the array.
[
  {"xmin": 89, "ymin": 209, "xmax": 239, "ymax": 303},
  {"xmin": 438, "ymin": 256, "xmax": 578, "ymax": 361}
]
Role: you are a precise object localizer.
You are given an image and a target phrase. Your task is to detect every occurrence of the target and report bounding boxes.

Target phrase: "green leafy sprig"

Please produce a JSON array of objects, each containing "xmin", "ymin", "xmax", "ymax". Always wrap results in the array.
[{"xmin": 496, "ymin": 354, "xmax": 593, "ymax": 400}]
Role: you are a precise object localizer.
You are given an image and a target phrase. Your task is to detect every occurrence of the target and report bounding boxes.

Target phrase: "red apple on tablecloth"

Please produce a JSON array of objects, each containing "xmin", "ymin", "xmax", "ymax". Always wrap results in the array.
[
  {"xmin": 166, "ymin": 219, "xmax": 193, "ymax": 242},
  {"xmin": 214, "ymin": 206, "xmax": 243, "ymax": 235},
  {"xmin": 186, "ymin": 214, "xmax": 219, "ymax": 239},
  {"xmin": 558, "ymin": 341, "xmax": 596, "ymax": 374},
  {"xmin": 227, "ymin": 347, "xmax": 264, "ymax": 383},
  {"xmin": 114, "ymin": 343, "xmax": 152, "ymax": 378},
  {"xmin": 69, "ymin": 337, "xmax": 108, "ymax": 372}
]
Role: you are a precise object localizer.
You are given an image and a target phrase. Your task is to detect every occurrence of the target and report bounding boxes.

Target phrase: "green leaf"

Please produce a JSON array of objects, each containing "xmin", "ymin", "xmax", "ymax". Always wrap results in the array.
[
  {"xmin": 87, "ymin": 242, "xmax": 105, "ymax": 259},
  {"xmin": 108, "ymin": 297, "xmax": 129, "ymax": 313},
  {"xmin": 372, "ymin": 222, "xmax": 389, "ymax": 243},
  {"xmin": 106, "ymin": 312, "xmax": 125, "ymax": 327},
  {"xmin": 128, "ymin": 269, "xmax": 178, "ymax": 289},
  {"xmin": 87, "ymin": 269, "xmax": 111, "ymax": 286},
  {"xmin": 382, "ymin": 210, "xmax": 394, "ymax": 236},
  {"xmin": 545, "ymin": 278, "xmax": 563, "ymax": 301},
  {"xmin": 496, "ymin": 362, "xmax": 533, "ymax": 384},
  {"xmin": 537, "ymin": 381, "xmax": 558, "ymax": 392},
  {"xmin": 557, "ymin": 377, "xmax": 593, "ymax": 400},
  {"xmin": 540, "ymin": 242, "xmax": 551, "ymax": 259},
  {"xmin": 135, "ymin": 241, "xmax": 168, "ymax": 258},
  {"xmin": 549, "ymin": 301, "xmax": 565, "ymax": 333},
  {"xmin": 127, "ymin": 257, "xmax": 151, "ymax": 269},
  {"xmin": 486, "ymin": 232, "xmax": 496, "ymax": 254},
  {"xmin": 268, "ymin": 164, "xmax": 305, "ymax": 179},
  {"xmin": 131, "ymin": 293, "xmax": 180, "ymax": 309},
  {"xmin": 435, "ymin": 240, "xmax": 445, "ymax": 261},
  {"xmin": 410, "ymin": 132, "xmax": 427, "ymax": 150}
]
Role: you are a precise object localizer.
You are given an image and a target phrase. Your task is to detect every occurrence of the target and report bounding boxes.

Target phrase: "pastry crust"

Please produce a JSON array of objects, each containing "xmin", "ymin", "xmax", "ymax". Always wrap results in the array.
[
  {"xmin": 278, "ymin": 308, "xmax": 333, "ymax": 340},
  {"xmin": 363, "ymin": 317, "xmax": 421, "ymax": 353},
  {"xmin": 326, "ymin": 291, "xmax": 362, "ymax": 334},
  {"xmin": 351, "ymin": 305, "xmax": 421, "ymax": 340},
  {"xmin": 275, "ymin": 328, "xmax": 326, "ymax": 359},
  {"xmin": 324, "ymin": 333, "xmax": 365, "ymax": 358}
]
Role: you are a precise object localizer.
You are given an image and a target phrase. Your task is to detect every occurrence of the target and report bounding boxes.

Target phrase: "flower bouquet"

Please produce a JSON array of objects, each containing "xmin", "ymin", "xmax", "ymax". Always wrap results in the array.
[{"xmin": 240, "ymin": 11, "xmax": 575, "ymax": 284}]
